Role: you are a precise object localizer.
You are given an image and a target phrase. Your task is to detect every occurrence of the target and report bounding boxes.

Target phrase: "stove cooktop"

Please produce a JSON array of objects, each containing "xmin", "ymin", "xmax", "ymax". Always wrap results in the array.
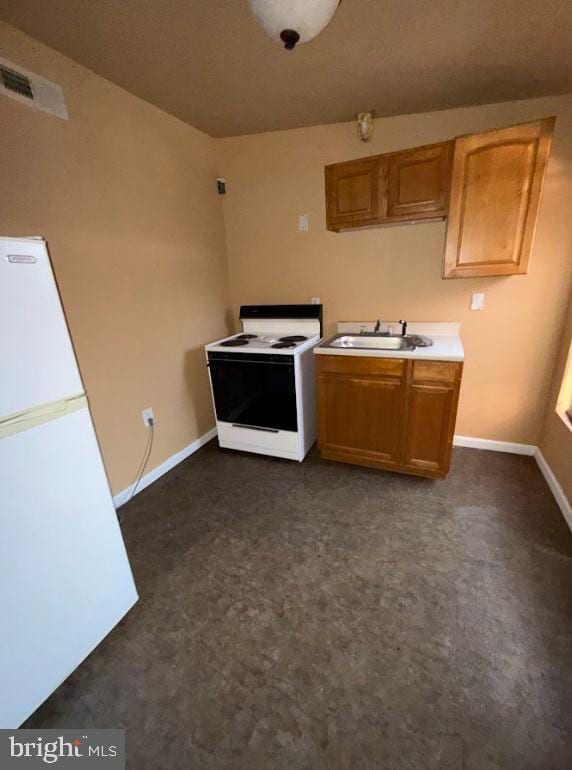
[{"xmin": 209, "ymin": 332, "xmax": 319, "ymax": 354}]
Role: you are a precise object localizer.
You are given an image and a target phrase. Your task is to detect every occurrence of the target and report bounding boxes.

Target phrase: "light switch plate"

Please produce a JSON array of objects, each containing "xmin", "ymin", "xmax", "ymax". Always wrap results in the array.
[
  {"xmin": 471, "ymin": 292, "xmax": 485, "ymax": 311},
  {"xmin": 299, "ymin": 213, "xmax": 309, "ymax": 232}
]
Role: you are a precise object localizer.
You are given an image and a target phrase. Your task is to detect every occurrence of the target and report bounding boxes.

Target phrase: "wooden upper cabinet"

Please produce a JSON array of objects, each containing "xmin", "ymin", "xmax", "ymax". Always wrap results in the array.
[
  {"xmin": 325, "ymin": 141, "xmax": 452, "ymax": 231},
  {"xmin": 443, "ymin": 117, "xmax": 555, "ymax": 278},
  {"xmin": 387, "ymin": 141, "xmax": 453, "ymax": 220},
  {"xmin": 325, "ymin": 156, "xmax": 383, "ymax": 231}
]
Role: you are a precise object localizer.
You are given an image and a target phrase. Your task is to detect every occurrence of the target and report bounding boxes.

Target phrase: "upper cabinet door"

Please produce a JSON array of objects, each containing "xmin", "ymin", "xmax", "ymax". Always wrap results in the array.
[
  {"xmin": 325, "ymin": 156, "xmax": 383, "ymax": 231},
  {"xmin": 443, "ymin": 117, "xmax": 555, "ymax": 278},
  {"xmin": 387, "ymin": 141, "xmax": 453, "ymax": 220}
]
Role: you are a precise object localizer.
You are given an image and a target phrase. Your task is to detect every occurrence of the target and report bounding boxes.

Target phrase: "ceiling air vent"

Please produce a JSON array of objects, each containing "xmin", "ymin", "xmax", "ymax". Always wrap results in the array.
[
  {"xmin": 0, "ymin": 56, "xmax": 68, "ymax": 120},
  {"xmin": 1, "ymin": 64, "xmax": 34, "ymax": 99}
]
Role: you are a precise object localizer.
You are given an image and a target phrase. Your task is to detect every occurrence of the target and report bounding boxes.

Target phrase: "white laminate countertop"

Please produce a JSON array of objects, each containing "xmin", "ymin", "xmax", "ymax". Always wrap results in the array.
[{"xmin": 314, "ymin": 321, "xmax": 465, "ymax": 362}]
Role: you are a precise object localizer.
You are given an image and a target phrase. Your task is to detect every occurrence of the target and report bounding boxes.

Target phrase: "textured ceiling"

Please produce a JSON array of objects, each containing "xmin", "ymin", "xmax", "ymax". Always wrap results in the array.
[{"xmin": 1, "ymin": 0, "xmax": 571, "ymax": 137}]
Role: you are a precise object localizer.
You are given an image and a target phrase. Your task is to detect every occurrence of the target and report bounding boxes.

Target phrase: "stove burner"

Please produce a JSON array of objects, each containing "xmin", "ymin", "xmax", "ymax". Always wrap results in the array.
[
  {"xmin": 272, "ymin": 341, "xmax": 296, "ymax": 349},
  {"xmin": 236, "ymin": 334, "xmax": 258, "ymax": 339},
  {"xmin": 221, "ymin": 338, "xmax": 249, "ymax": 347},
  {"xmin": 279, "ymin": 335, "xmax": 308, "ymax": 342}
]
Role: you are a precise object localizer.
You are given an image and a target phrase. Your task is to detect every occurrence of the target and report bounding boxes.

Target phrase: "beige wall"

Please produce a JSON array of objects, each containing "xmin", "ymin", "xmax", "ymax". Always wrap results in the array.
[
  {"xmin": 0, "ymin": 23, "xmax": 232, "ymax": 493},
  {"xmin": 218, "ymin": 95, "xmax": 572, "ymax": 447},
  {"xmin": 1, "ymin": 20, "xmax": 570, "ymax": 500},
  {"xmin": 539, "ymin": 292, "xmax": 572, "ymax": 503}
]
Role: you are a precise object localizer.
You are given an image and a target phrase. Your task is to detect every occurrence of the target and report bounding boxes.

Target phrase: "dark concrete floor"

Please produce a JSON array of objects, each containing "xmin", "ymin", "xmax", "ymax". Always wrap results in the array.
[{"xmin": 25, "ymin": 441, "xmax": 572, "ymax": 769}]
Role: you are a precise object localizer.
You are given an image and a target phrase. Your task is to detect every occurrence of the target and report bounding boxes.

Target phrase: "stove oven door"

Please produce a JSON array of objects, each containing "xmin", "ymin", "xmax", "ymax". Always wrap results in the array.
[{"xmin": 207, "ymin": 352, "xmax": 297, "ymax": 432}]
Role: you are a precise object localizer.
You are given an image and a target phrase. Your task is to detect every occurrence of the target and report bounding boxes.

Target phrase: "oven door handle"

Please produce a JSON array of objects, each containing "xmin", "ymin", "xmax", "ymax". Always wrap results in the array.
[{"xmin": 231, "ymin": 424, "xmax": 280, "ymax": 433}]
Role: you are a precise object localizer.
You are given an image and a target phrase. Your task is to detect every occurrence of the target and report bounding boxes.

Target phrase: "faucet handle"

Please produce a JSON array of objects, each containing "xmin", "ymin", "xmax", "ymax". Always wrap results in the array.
[{"xmin": 398, "ymin": 319, "xmax": 408, "ymax": 337}]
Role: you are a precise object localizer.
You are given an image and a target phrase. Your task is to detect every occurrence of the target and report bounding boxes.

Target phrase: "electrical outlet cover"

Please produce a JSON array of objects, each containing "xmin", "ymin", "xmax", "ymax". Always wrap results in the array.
[{"xmin": 142, "ymin": 407, "xmax": 154, "ymax": 426}]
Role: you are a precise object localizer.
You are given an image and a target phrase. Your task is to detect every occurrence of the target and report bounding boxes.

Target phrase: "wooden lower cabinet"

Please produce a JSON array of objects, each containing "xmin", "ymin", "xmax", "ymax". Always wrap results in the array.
[
  {"xmin": 401, "ymin": 384, "xmax": 459, "ymax": 475},
  {"xmin": 317, "ymin": 355, "xmax": 462, "ymax": 479},
  {"xmin": 317, "ymin": 356, "xmax": 406, "ymax": 467}
]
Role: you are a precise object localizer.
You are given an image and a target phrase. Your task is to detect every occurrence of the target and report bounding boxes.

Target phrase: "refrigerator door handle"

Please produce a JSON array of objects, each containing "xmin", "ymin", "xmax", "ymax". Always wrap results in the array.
[{"xmin": 0, "ymin": 394, "xmax": 87, "ymax": 439}]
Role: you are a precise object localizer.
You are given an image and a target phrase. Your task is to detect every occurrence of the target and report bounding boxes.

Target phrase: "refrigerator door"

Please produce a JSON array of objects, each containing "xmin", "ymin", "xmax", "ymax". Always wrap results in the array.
[
  {"xmin": 0, "ymin": 237, "xmax": 84, "ymax": 418},
  {"xmin": 0, "ymin": 402, "xmax": 138, "ymax": 728}
]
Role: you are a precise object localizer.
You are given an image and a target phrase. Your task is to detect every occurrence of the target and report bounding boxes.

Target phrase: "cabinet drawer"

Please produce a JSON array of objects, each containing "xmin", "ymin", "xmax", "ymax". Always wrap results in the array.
[
  {"xmin": 412, "ymin": 360, "xmax": 461, "ymax": 385},
  {"xmin": 316, "ymin": 354, "xmax": 405, "ymax": 378}
]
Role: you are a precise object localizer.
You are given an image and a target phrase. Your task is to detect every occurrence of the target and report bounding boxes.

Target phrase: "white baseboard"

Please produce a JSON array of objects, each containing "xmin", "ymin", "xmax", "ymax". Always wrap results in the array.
[
  {"xmin": 534, "ymin": 448, "xmax": 572, "ymax": 531},
  {"xmin": 113, "ymin": 427, "xmax": 571, "ymax": 533},
  {"xmin": 453, "ymin": 435, "xmax": 536, "ymax": 456},
  {"xmin": 453, "ymin": 435, "xmax": 570, "ymax": 531},
  {"xmin": 113, "ymin": 426, "xmax": 217, "ymax": 508}
]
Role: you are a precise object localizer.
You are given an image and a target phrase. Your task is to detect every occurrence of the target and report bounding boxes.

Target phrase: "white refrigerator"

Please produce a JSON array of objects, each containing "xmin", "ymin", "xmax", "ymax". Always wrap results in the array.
[{"xmin": 0, "ymin": 236, "xmax": 138, "ymax": 728}]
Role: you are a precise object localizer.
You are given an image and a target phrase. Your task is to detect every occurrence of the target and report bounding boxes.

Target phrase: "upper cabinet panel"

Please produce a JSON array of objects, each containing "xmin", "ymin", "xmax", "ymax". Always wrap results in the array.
[
  {"xmin": 443, "ymin": 117, "xmax": 555, "ymax": 278},
  {"xmin": 325, "ymin": 156, "xmax": 383, "ymax": 231},
  {"xmin": 387, "ymin": 142, "xmax": 453, "ymax": 221}
]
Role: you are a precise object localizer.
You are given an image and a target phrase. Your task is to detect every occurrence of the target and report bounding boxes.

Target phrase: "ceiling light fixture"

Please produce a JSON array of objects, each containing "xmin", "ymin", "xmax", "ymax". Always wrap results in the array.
[
  {"xmin": 247, "ymin": 0, "xmax": 341, "ymax": 50},
  {"xmin": 357, "ymin": 112, "xmax": 374, "ymax": 142}
]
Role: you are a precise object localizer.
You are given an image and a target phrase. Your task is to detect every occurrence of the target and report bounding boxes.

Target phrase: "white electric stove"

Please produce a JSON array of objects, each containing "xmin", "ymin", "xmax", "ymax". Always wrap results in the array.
[{"xmin": 205, "ymin": 305, "xmax": 323, "ymax": 461}]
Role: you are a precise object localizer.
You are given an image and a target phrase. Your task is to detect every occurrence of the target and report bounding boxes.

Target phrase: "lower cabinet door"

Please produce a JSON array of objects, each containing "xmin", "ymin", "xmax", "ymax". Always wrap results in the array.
[
  {"xmin": 402, "ymin": 383, "xmax": 457, "ymax": 476},
  {"xmin": 318, "ymin": 373, "xmax": 405, "ymax": 466}
]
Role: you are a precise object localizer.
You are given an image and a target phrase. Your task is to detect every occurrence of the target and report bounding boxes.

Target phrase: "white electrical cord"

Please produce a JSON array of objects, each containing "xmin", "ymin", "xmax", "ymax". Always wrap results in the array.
[{"xmin": 118, "ymin": 418, "xmax": 155, "ymax": 521}]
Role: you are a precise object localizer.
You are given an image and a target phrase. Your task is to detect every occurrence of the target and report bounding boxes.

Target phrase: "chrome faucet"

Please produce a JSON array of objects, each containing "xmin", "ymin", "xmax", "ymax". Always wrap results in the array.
[{"xmin": 371, "ymin": 319, "xmax": 407, "ymax": 336}]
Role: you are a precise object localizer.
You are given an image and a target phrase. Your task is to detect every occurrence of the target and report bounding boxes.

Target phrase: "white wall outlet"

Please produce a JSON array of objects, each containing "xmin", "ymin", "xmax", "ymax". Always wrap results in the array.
[
  {"xmin": 142, "ymin": 407, "xmax": 154, "ymax": 426},
  {"xmin": 299, "ymin": 213, "xmax": 309, "ymax": 232},
  {"xmin": 471, "ymin": 292, "xmax": 485, "ymax": 311},
  {"xmin": 311, "ymin": 296, "xmax": 320, "ymax": 305}
]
